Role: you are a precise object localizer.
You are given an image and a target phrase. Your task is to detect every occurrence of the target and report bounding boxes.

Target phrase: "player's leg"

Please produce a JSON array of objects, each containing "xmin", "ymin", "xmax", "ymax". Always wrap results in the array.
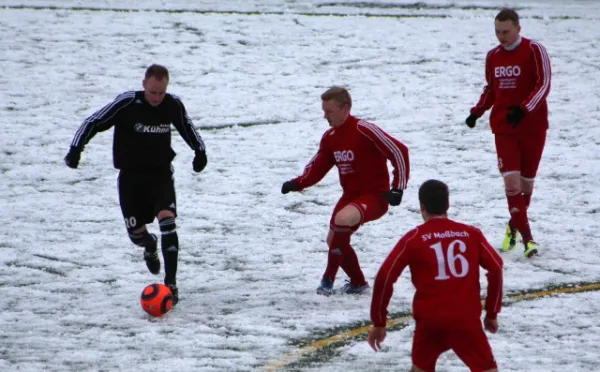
[
  {"xmin": 520, "ymin": 131, "xmax": 546, "ymax": 208},
  {"xmin": 157, "ymin": 210, "xmax": 178, "ymax": 304},
  {"xmin": 411, "ymin": 322, "xmax": 447, "ymax": 372},
  {"xmin": 450, "ymin": 325, "xmax": 498, "ymax": 372},
  {"xmin": 495, "ymin": 134, "xmax": 534, "ymax": 256},
  {"xmin": 155, "ymin": 167, "xmax": 179, "ymax": 304},
  {"xmin": 519, "ymin": 131, "xmax": 546, "ymax": 257},
  {"xmin": 338, "ymin": 193, "xmax": 388, "ymax": 294},
  {"xmin": 318, "ymin": 228, "xmax": 338, "ymax": 295},
  {"xmin": 502, "ymin": 170, "xmax": 526, "ymax": 247},
  {"xmin": 118, "ymin": 170, "xmax": 159, "ymax": 274},
  {"xmin": 318, "ymin": 197, "xmax": 354, "ymax": 295},
  {"xmin": 332, "ymin": 204, "xmax": 365, "ymax": 292},
  {"xmin": 521, "ymin": 175, "xmax": 534, "ymax": 209},
  {"xmin": 409, "ymin": 367, "xmax": 489, "ymax": 372}
]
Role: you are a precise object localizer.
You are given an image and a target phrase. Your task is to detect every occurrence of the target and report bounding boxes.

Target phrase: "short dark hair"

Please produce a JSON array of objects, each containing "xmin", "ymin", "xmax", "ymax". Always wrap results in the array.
[
  {"xmin": 145, "ymin": 64, "xmax": 169, "ymax": 81},
  {"xmin": 321, "ymin": 86, "xmax": 352, "ymax": 109},
  {"xmin": 419, "ymin": 179, "xmax": 449, "ymax": 215},
  {"xmin": 495, "ymin": 8, "xmax": 520, "ymax": 26}
]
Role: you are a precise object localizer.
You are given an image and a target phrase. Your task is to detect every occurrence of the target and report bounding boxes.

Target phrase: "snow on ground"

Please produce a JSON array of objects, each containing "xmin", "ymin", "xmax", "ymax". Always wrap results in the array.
[{"xmin": 1, "ymin": 1, "xmax": 599, "ymax": 371}]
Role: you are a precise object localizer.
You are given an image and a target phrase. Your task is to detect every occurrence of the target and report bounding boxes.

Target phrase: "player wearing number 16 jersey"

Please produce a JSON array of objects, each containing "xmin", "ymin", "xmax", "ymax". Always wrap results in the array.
[{"xmin": 369, "ymin": 180, "xmax": 503, "ymax": 372}]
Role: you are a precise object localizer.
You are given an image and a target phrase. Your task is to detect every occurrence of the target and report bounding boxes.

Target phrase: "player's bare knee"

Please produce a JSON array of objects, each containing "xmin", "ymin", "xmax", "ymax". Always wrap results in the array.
[
  {"xmin": 334, "ymin": 206, "xmax": 361, "ymax": 226},
  {"xmin": 521, "ymin": 176, "xmax": 535, "ymax": 194},
  {"xmin": 409, "ymin": 366, "xmax": 425, "ymax": 372},
  {"xmin": 157, "ymin": 210, "xmax": 175, "ymax": 220},
  {"xmin": 502, "ymin": 171, "xmax": 521, "ymax": 191}
]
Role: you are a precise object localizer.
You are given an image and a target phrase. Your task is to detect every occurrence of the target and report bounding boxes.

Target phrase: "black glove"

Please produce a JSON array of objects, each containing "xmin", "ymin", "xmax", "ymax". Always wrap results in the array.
[
  {"xmin": 506, "ymin": 106, "xmax": 525, "ymax": 128},
  {"xmin": 64, "ymin": 146, "xmax": 82, "ymax": 169},
  {"xmin": 386, "ymin": 188, "xmax": 403, "ymax": 206},
  {"xmin": 281, "ymin": 180, "xmax": 299, "ymax": 194},
  {"xmin": 193, "ymin": 150, "xmax": 207, "ymax": 173},
  {"xmin": 465, "ymin": 114, "xmax": 478, "ymax": 129}
]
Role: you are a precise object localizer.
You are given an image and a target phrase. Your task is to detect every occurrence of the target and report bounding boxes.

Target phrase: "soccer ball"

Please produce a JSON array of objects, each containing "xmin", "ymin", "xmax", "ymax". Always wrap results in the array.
[{"xmin": 140, "ymin": 283, "xmax": 173, "ymax": 317}]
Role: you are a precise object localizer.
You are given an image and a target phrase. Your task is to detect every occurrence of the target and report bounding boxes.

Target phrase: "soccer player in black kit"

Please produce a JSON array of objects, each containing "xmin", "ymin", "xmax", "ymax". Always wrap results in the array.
[{"xmin": 64, "ymin": 64, "xmax": 207, "ymax": 305}]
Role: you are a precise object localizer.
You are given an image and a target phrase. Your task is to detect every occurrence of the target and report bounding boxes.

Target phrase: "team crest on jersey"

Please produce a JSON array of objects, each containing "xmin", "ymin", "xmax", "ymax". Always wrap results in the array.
[{"xmin": 134, "ymin": 123, "xmax": 170, "ymax": 134}]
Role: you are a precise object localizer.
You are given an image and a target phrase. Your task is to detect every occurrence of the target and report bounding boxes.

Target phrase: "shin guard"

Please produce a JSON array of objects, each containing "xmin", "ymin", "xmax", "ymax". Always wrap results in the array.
[
  {"xmin": 505, "ymin": 189, "xmax": 533, "ymax": 243},
  {"xmin": 128, "ymin": 230, "xmax": 157, "ymax": 252},
  {"xmin": 159, "ymin": 217, "xmax": 179, "ymax": 285},
  {"xmin": 340, "ymin": 245, "xmax": 366, "ymax": 286},
  {"xmin": 322, "ymin": 225, "xmax": 351, "ymax": 282}
]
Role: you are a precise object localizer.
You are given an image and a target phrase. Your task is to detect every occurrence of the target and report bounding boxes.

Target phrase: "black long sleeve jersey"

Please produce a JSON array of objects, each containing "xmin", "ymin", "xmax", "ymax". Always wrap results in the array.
[{"xmin": 69, "ymin": 91, "xmax": 205, "ymax": 170}]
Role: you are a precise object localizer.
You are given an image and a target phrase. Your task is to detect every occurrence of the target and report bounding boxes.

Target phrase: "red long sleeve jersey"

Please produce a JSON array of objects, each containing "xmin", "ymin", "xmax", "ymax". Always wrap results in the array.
[
  {"xmin": 371, "ymin": 218, "xmax": 503, "ymax": 328},
  {"xmin": 471, "ymin": 37, "xmax": 551, "ymax": 135},
  {"xmin": 293, "ymin": 116, "xmax": 409, "ymax": 195}
]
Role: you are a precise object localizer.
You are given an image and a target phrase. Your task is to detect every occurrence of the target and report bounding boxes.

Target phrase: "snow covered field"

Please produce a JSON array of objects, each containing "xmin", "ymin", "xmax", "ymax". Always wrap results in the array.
[{"xmin": 1, "ymin": 1, "xmax": 599, "ymax": 371}]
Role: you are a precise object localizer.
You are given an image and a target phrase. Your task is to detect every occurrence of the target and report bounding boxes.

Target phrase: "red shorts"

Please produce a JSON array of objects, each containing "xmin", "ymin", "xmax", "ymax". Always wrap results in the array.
[
  {"xmin": 412, "ymin": 322, "xmax": 497, "ymax": 372},
  {"xmin": 494, "ymin": 131, "xmax": 546, "ymax": 179},
  {"xmin": 329, "ymin": 192, "xmax": 388, "ymax": 231}
]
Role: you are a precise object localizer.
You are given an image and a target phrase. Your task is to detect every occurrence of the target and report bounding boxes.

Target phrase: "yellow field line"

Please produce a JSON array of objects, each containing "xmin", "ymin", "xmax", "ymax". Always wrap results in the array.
[{"xmin": 264, "ymin": 282, "xmax": 600, "ymax": 371}]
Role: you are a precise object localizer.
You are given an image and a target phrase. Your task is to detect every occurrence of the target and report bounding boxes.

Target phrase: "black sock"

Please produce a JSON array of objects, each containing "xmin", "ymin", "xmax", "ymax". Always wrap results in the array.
[
  {"xmin": 144, "ymin": 232, "xmax": 157, "ymax": 253},
  {"xmin": 129, "ymin": 230, "xmax": 156, "ymax": 253},
  {"xmin": 159, "ymin": 217, "xmax": 178, "ymax": 285}
]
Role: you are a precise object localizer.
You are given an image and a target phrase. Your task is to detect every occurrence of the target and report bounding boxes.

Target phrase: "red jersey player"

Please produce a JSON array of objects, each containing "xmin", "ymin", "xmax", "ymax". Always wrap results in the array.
[
  {"xmin": 281, "ymin": 86, "xmax": 410, "ymax": 295},
  {"xmin": 466, "ymin": 8, "xmax": 551, "ymax": 258},
  {"xmin": 369, "ymin": 180, "xmax": 503, "ymax": 372}
]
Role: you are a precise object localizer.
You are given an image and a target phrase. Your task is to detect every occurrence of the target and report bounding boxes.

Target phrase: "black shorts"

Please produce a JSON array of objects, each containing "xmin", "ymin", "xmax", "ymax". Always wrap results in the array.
[{"xmin": 118, "ymin": 166, "xmax": 177, "ymax": 232}]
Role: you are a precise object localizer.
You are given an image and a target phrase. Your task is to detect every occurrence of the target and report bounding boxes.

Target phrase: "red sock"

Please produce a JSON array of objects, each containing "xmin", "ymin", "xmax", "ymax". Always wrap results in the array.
[
  {"xmin": 323, "ymin": 249, "xmax": 343, "ymax": 282},
  {"xmin": 340, "ymin": 245, "xmax": 366, "ymax": 286},
  {"xmin": 506, "ymin": 189, "xmax": 533, "ymax": 242},
  {"xmin": 523, "ymin": 193, "xmax": 532, "ymax": 209},
  {"xmin": 509, "ymin": 192, "xmax": 532, "ymax": 228},
  {"xmin": 323, "ymin": 225, "xmax": 351, "ymax": 282}
]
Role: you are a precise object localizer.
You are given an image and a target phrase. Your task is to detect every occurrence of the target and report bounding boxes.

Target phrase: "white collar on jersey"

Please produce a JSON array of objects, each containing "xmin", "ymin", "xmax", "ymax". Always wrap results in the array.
[{"xmin": 503, "ymin": 36, "xmax": 522, "ymax": 51}]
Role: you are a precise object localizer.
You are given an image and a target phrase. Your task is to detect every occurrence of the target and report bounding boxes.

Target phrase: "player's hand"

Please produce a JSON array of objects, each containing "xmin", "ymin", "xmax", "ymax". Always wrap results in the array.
[
  {"xmin": 281, "ymin": 180, "xmax": 299, "ymax": 194},
  {"xmin": 193, "ymin": 150, "xmax": 207, "ymax": 173},
  {"xmin": 385, "ymin": 188, "xmax": 403, "ymax": 206},
  {"xmin": 465, "ymin": 114, "xmax": 478, "ymax": 128},
  {"xmin": 64, "ymin": 147, "xmax": 82, "ymax": 169},
  {"xmin": 506, "ymin": 106, "xmax": 525, "ymax": 128},
  {"xmin": 368, "ymin": 326, "xmax": 387, "ymax": 352},
  {"xmin": 484, "ymin": 316, "xmax": 499, "ymax": 334}
]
